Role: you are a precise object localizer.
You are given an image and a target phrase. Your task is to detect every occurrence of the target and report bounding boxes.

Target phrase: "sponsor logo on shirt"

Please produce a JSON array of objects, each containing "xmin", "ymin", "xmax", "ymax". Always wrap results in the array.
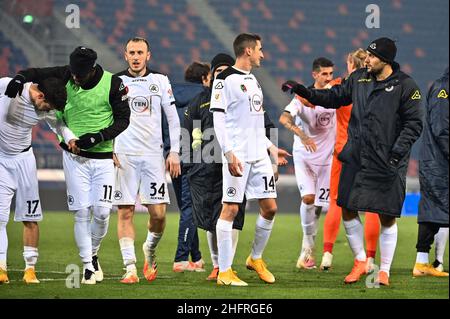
[
  {"xmin": 130, "ymin": 96, "xmax": 150, "ymax": 113},
  {"xmin": 68, "ymin": 195, "xmax": 74, "ymax": 206},
  {"xmin": 215, "ymin": 82, "xmax": 224, "ymax": 89},
  {"xmin": 317, "ymin": 112, "xmax": 333, "ymax": 127},
  {"xmin": 251, "ymin": 94, "xmax": 263, "ymax": 112}
]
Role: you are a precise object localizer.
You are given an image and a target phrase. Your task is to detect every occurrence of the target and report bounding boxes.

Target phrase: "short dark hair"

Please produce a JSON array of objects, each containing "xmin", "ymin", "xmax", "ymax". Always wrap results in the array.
[
  {"xmin": 38, "ymin": 77, "xmax": 67, "ymax": 111},
  {"xmin": 184, "ymin": 62, "xmax": 210, "ymax": 84},
  {"xmin": 233, "ymin": 33, "xmax": 262, "ymax": 57},
  {"xmin": 312, "ymin": 57, "xmax": 334, "ymax": 72},
  {"xmin": 126, "ymin": 37, "xmax": 150, "ymax": 51}
]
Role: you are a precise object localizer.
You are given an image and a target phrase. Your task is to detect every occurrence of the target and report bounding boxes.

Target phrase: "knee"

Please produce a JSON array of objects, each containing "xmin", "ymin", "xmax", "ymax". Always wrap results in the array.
[
  {"xmin": 118, "ymin": 206, "xmax": 134, "ymax": 222},
  {"xmin": 149, "ymin": 206, "xmax": 166, "ymax": 223},
  {"xmin": 379, "ymin": 215, "xmax": 396, "ymax": 227},
  {"xmin": 302, "ymin": 195, "xmax": 315, "ymax": 205},
  {"xmin": 93, "ymin": 206, "xmax": 110, "ymax": 221},
  {"xmin": 22, "ymin": 221, "xmax": 38, "ymax": 229},
  {"xmin": 261, "ymin": 205, "xmax": 277, "ymax": 219},
  {"xmin": 222, "ymin": 204, "xmax": 239, "ymax": 220},
  {"xmin": 342, "ymin": 208, "xmax": 358, "ymax": 221}
]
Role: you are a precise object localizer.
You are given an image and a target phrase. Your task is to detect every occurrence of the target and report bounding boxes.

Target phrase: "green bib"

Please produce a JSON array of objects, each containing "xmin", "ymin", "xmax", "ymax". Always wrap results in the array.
[{"xmin": 59, "ymin": 71, "xmax": 114, "ymax": 153}]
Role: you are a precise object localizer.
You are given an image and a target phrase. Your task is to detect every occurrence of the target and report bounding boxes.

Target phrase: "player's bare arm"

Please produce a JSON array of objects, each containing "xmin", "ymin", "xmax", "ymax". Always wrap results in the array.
[{"xmin": 279, "ymin": 111, "xmax": 317, "ymax": 152}]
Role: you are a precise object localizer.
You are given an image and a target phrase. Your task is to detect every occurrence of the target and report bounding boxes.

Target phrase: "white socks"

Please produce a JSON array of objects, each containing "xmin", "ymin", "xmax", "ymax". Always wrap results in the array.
[
  {"xmin": 74, "ymin": 208, "xmax": 93, "ymax": 270},
  {"xmin": 23, "ymin": 246, "xmax": 38, "ymax": 270},
  {"xmin": 416, "ymin": 252, "xmax": 429, "ymax": 264},
  {"xmin": 207, "ymin": 231, "xmax": 219, "ymax": 268},
  {"xmin": 216, "ymin": 219, "xmax": 233, "ymax": 272},
  {"xmin": 145, "ymin": 231, "xmax": 162, "ymax": 262},
  {"xmin": 119, "ymin": 237, "xmax": 136, "ymax": 270},
  {"xmin": 300, "ymin": 203, "xmax": 317, "ymax": 250},
  {"xmin": 343, "ymin": 216, "xmax": 366, "ymax": 261},
  {"xmin": 435, "ymin": 227, "xmax": 449, "ymax": 264},
  {"xmin": 251, "ymin": 215, "xmax": 274, "ymax": 260},
  {"xmin": 208, "ymin": 229, "xmax": 240, "ymax": 269},
  {"xmin": 379, "ymin": 223, "xmax": 398, "ymax": 275},
  {"xmin": 91, "ymin": 206, "xmax": 110, "ymax": 256},
  {"xmin": 0, "ymin": 221, "xmax": 7, "ymax": 270}
]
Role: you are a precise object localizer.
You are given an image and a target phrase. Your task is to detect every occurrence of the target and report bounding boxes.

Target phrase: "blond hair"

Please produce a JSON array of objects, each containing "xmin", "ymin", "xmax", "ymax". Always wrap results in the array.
[{"xmin": 348, "ymin": 48, "xmax": 367, "ymax": 69}]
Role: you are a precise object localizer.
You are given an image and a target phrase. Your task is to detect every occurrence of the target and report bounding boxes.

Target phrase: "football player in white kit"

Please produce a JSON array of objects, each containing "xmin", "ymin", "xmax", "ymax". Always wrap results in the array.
[
  {"xmin": 279, "ymin": 57, "xmax": 336, "ymax": 269},
  {"xmin": 0, "ymin": 77, "xmax": 68, "ymax": 284},
  {"xmin": 113, "ymin": 37, "xmax": 181, "ymax": 283},
  {"xmin": 211, "ymin": 33, "xmax": 290, "ymax": 286}
]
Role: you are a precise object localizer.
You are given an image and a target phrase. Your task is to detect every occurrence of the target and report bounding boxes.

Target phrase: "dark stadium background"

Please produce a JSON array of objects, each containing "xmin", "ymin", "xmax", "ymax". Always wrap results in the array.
[{"xmin": 1, "ymin": 0, "xmax": 448, "ymax": 213}]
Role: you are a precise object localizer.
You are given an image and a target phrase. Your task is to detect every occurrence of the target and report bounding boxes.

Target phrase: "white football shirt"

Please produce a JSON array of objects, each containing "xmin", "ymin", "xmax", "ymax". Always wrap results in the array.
[
  {"xmin": 0, "ymin": 79, "xmax": 47, "ymax": 155},
  {"xmin": 284, "ymin": 96, "xmax": 336, "ymax": 164},
  {"xmin": 210, "ymin": 67, "xmax": 268, "ymax": 162},
  {"xmin": 115, "ymin": 69, "xmax": 176, "ymax": 155}
]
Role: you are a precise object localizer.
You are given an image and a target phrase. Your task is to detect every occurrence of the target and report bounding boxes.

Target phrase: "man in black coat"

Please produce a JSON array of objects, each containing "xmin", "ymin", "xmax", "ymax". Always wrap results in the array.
[
  {"xmin": 413, "ymin": 67, "xmax": 449, "ymax": 277},
  {"xmin": 282, "ymin": 37, "xmax": 423, "ymax": 286}
]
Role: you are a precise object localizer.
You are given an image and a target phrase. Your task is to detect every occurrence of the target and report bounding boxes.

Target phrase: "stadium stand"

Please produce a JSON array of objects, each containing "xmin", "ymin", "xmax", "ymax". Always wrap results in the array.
[{"xmin": 2, "ymin": 0, "xmax": 448, "ymax": 174}]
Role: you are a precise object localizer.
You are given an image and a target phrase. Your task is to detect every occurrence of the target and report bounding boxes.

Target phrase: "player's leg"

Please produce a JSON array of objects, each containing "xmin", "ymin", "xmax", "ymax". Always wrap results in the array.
[
  {"xmin": 376, "ymin": 214, "xmax": 398, "ymax": 286},
  {"xmin": 114, "ymin": 154, "xmax": 140, "ymax": 283},
  {"xmin": 321, "ymin": 155, "xmax": 342, "ymax": 270},
  {"xmin": 63, "ymin": 152, "xmax": 95, "ymax": 284},
  {"xmin": 90, "ymin": 158, "xmax": 114, "ymax": 282},
  {"xmin": 22, "ymin": 222, "xmax": 39, "ymax": 283},
  {"xmin": 141, "ymin": 155, "xmax": 170, "ymax": 282},
  {"xmin": 15, "ymin": 151, "xmax": 42, "ymax": 284},
  {"xmin": 206, "ymin": 230, "xmax": 219, "ymax": 280},
  {"xmin": 216, "ymin": 160, "xmax": 248, "ymax": 286},
  {"xmin": 364, "ymin": 212, "xmax": 380, "ymax": 273},
  {"xmin": 244, "ymin": 156, "xmax": 277, "ymax": 283},
  {"xmin": 433, "ymin": 227, "xmax": 449, "ymax": 271},
  {"xmin": 413, "ymin": 222, "xmax": 448, "ymax": 277},
  {"xmin": 342, "ymin": 208, "xmax": 367, "ymax": 284},
  {"xmin": 294, "ymin": 155, "xmax": 317, "ymax": 269},
  {"xmin": 0, "ymin": 162, "xmax": 14, "ymax": 284}
]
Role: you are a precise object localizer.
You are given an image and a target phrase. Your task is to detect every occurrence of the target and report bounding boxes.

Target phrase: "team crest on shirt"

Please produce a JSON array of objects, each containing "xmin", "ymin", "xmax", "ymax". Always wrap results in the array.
[
  {"xmin": 68, "ymin": 195, "xmax": 74, "ymax": 206},
  {"xmin": 240, "ymin": 84, "xmax": 247, "ymax": 92},
  {"xmin": 214, "ymin": 93, "xmax": 221, "ymax": 101},
  {"xmin": 149, "ymin": 84, "xmax": 159, "ymax": 93},
  {"xmin": 227, "ymin": 187, "xmax": 237, "ymax": 197},
  {"xmin": 114, "ymin": 191, "xmax": 122, "ymax": 201}
]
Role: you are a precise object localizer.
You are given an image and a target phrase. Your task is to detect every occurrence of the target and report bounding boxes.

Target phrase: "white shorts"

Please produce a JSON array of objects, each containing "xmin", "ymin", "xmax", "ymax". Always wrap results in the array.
[
  {"xmin": 0, "ymin": 149, "xmax": 42, "ymax": 222},
  {"xmin": 113, "ymin": 154, "xmax": 169, "ymax": 205},
  {"xmin": 63, "ymin": 151, "xmax": 115, "ymax": 211},
  {"xmin": 294, "ymin": 150, "xmax": 331, "ymax": 207},
  {"xmin": 222, "ymin": 155, "xmax": 277, "ymax": 203}
]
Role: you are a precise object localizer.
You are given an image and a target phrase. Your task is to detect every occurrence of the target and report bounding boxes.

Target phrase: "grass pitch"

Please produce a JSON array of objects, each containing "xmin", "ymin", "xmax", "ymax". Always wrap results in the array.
[{"xmin": 0, "ymin": 212, "xmax": 448, "ymax": 299}]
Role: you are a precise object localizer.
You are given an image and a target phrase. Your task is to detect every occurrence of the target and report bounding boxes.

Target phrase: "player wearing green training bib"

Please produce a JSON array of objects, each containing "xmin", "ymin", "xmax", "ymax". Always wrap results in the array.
[{"xmin": 9, "ymin": 47, "xmax": 130, "ymax": 285}]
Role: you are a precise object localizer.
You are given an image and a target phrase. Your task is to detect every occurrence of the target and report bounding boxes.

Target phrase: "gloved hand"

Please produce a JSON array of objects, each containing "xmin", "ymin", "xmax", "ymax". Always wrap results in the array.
[
  {"xmin": 5, "ymin": 74, "xmax": 26, "ymax": 98},
  {"xmin": 75, "ymin": 132, "xmax": 104, "ymax": 149},
  {"xmin": 281, "ymin": 80, "xmax": 312, "ymax": 99}
]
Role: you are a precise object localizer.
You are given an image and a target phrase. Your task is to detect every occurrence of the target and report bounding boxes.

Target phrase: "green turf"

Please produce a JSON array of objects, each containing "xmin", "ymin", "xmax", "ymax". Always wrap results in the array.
[{"xmin": 0, "ymin": 212, "xmax": 448, "ymax": 299}]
